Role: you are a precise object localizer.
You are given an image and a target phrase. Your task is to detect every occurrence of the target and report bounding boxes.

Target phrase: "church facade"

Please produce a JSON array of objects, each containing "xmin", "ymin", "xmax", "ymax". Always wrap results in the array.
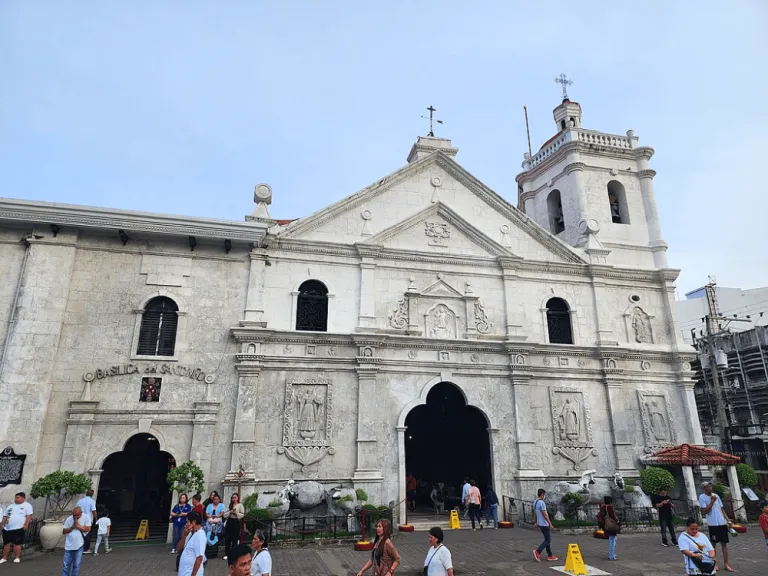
[{"xmin": 0, "ymin": 99, "xmax": 701, "ymax": 523}]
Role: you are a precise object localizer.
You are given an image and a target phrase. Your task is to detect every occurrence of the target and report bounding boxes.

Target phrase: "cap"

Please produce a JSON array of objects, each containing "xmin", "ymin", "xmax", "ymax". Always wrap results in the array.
[{"xmin": 701, "ymin": 481, "xmax": 712, "ymax": 488}]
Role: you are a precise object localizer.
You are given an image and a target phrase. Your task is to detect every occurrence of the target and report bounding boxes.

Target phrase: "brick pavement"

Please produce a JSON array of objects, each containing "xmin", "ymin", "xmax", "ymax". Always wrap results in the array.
[{"xmin": 8, "ymin": 527, "xmax": 766, "ymax": 575}]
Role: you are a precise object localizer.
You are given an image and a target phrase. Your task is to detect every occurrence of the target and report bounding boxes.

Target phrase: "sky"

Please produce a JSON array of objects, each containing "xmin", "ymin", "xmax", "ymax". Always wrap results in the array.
[{"xmin": 1, "ymin": 1, "xmax": 767, "ymax": 295}]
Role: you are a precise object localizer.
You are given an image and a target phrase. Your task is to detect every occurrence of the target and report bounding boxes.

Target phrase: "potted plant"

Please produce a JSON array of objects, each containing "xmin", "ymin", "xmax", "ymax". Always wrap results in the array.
[
  {"xmin": 166, "ymin": 460, "xmax": 205, "ymax": 495},
  {"xmin": 30, "ymin": 471, "xmax": 92, "ymax": 550}
]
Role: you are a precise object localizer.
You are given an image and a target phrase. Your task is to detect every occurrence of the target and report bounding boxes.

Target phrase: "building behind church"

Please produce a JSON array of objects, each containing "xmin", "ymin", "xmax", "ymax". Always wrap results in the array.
[{"xmin": 0, "ymin": 97, "xmax": 702, "ymax": 526}]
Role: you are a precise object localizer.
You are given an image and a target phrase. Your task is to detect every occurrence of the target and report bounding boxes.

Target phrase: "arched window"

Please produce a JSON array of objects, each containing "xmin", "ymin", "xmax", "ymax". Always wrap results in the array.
[
  {"xmin": 546, "ymin": 297, "xmax": 573, "ymax": 344},
  {"xmin": 547, "ymin": 190, "xmax": 565, "ymax": 235},
  {"xmin": 560, "ymin": 119, "xmax": 566, "ymax": 130},
  {"xmin": 137, "ymin": 297, "xmax": 179, "ymax": 356},
  {"xmin": 296, "ymin": 280, "xmax": 328, "ymax": 332},
  {"xmin": 607, "ymin": 180, "xmax": 630, "ymax": 224}
]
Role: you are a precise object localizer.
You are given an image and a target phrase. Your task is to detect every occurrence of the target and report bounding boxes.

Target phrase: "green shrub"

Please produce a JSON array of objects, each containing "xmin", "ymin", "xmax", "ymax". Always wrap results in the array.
[
  {"xmin": 561, "ymin": 493, "xmax": 583, "ymax": 520},
  {"xmin": 623, "ymin": 477, "xmax": 637, "ymax": 493},
  {"xmin": 30, "ymin": 471, "xmax": 92, "ymax": 519},
  {"xmin": 243, "ymin": 493, "xmax": 259, "ymax": 512},
  {"xmin": 712, "ymin": 483, "xmax": 731, "ymax": 500},
  {"xmin": 244, "ymin": 508, "xmax": 273, "ymax": 536},
  {"xmin": 338, "ymin": 494, "xmax": 354, "ymax": 503},
  {"xmin": 166, "ymin": 461, "xmax": 205, "ymax": 495},
  {"xmin": 355, "ymin": 488, "xmax": 368, "ymax": 502},
  {"xmin": 268, "ymin": 498, "xmax": 281, "ymax": 507},
  {"xmin": 640, "ymin": 466, "xmax": 675, "ymax": 494},
  {"xmin": 735, "ymin": 463, "xmax": 758, "ymax": 488}
]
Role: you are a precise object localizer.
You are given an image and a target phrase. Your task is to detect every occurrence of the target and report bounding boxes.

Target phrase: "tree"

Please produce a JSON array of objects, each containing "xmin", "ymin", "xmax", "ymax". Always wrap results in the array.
[
  {"xmin": 639, "ymin": 466, "xmax": 675, "ymax": 494},
  {"xmin": 30, "ymin": 471, "xmax": 92, "ymax": 520},
  {"xmin": 735, "ymin": 463, "xmax": 758, "ymax": 488},
  {"xmin": 166, "ymin": 461, "xmax": 205, "ymax": 495}
]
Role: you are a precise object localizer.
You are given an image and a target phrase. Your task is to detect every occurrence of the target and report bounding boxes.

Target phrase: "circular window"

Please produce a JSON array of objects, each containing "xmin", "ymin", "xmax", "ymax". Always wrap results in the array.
[{"xmin": 630, "ymin": 295, "xmax": 641, "ymax": 303}]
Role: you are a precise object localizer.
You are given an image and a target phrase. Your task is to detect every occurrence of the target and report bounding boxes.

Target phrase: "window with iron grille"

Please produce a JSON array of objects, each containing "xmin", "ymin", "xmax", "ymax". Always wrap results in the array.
[
  {"xmin": 546, "ymin": 297, "xmax": 573, "ymax": 344},
  {"xmin": 137, "ymin": 297, "xmax": 179, "ymax": 356},
  {"xmin": 296, "ymin": 280, "xmax": 328, "ymax": 332}
]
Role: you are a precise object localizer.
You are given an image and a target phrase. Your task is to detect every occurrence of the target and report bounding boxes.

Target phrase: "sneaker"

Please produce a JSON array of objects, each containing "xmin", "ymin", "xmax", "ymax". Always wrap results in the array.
[
  {"xmin": 547, "ymin": 556, "xmax": 559, "ymax": 562},
  {"xmin": 171, "ymin": 549, "xmax": 176, "ymax": 553},
  {"xmin": 0, "ymin": 559, "xmax": 7, "ymax": 564},
  {"xmin": 106, "ymin": 549, "xmax": 112, "ymax": 554},
  {"xmin": 93, "ymin": 553, "xmax": 99, "ymax": 556},
  {"xmin": 13, "ymin": 559, "xmax": 20, "ymax": 564},
  {"xmin": 661, "ymin": 542, "xmax": 669, "ymax": 547},
  {"xmin": 533, "ymin": 550, "xmax": 541, "ymax": 562},
  {"xmin": 222, "ymin": 556, "xmax": 228, "ymax": 560}
]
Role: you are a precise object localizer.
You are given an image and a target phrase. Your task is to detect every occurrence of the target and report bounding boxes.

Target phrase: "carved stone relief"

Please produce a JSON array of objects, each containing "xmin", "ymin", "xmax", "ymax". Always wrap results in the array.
[
  {"xmin": 426, "ymin": 303, "xmax": 457, "ymax": 339},
  {"xmin": 278, "ymin": 378, "xmax": 335, "ymax": 472},
  {"xmin": 389, "ymin": 298, "xmax": 408, "ymax": 329},
  {"xmin": 425, "ymin": 222, "xmax": 451, "ymax": 245},
  {"xmin": 632, "ymin": 307, "xmax": 653, "ymax": 343},
  {"xmin": 438, "ymin": 351, "xmax": 450, "ymax": 362},
  {"xmin": 549, "ymin": 387, "xmax": 597, "ymax": 470},
  {"xmin": 637, "ymin": 390, "xmax": 676, "ymax": 451},
  {"xmin": 474, "ymin": 301, "xmax": 492, "ymax": 334}
]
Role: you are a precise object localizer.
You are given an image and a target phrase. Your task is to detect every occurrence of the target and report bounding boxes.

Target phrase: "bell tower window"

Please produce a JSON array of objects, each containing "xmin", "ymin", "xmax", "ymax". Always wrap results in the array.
[
  {"xmin": 546, "ymin": 298, "xmax": 573, "ymax": 345},
  {"xmin": 296, "ymin": 280, "xmax": 329, "ymax": 332},
  {"xmin": 607, "ymin": 180, "xmax": 630, "ymax": 224},
  {"xmin": 547, "ymin": 190, "xmax": 565, "ymax": 235}
]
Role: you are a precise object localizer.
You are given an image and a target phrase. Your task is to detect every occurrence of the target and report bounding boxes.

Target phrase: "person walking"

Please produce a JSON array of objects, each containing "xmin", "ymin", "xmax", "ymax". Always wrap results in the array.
[
  {"xmin": 424, "ymin": 526, "xmax": 453, "ymax": 576},
  {"xmin": 465, "ymin": 480, "xmax": 482, "ymax": 530},
  {"xmin": 484, "ymin": 485, "xmax": 499, "ymax": 529},
  {"xmin": 651, "ymin": 488, "xmax": 677, "ymax": 547},
  {"xmin": 92, "ymin": 509, "xmax": 112, "ymax": 555},
  {"xmin": 222, "ymin": 493, "xmax": 245, "ymax": 561},
  {"xmin": 679, "ymin": 517, "xmax": 717, "ymax": 575},
  {"xmin": 1, "ymin": 492, "xmax": 33, "ymax": 564},
  {"xmin": 532, "ymin": 488, "xmax": 557, "ymax": 562},
  {"xmin": 759, "ymin": 502, "xmax": 768, "ymax": 553},
  {"xmin": 61, "ymin": 506, "xmax": 92, "ymax": 576},
  {"xmin": 598, "ymin": 496, "xmax": 620, "ymax": 560},
  {"xmin": 406, "ymin": 473, "xmax": 417, "ymax": 512},
  {"xmin": 461, "ymin": 478, "xmax": 471, "ymax": 518},
  {"xmin": 226, "ymin": 543, "xmax": 252, "ymax": 576},
  {"xmin": 356, "ymin": 519, "xmax": 401, "ymax": 576},
  {"xmin": 75, "ymin": 489, "xmax": 97, "ymax": 554},
  {"xmin": 250, "ymin": 529, "xmax": 272, "ymax": 576},
  {"xmin": 430, "ymin": 483, "xmax": 445, "ymax": 516},
  {"xmin": 178, "ymin": 511, "xmax": 206, "ymax": 576},
  {"xmin": 698, "ymin": 481, "xmax": 734, "ymax": 572},
  {"xmin": 171, "ymin": 494, "xmax": 192, "ymax": 553}
]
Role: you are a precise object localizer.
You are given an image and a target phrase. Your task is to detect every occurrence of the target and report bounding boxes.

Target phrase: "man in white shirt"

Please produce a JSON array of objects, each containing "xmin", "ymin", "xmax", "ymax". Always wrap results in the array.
[
  {"xmin": 179, "ymin": 511, "xmax": 206, "ymax": 576},
  {"xmin": 75, "ymin": 490, "xmax": 97, "ymax": 553},
  {"xmin": 61, "ymin": 506, "xmax": 91, "ymax": 576},
  {"xmin": 698, "ymin": 481, "xmax": 733, "ymax": 572},
  {"xmin": 1, "ymin": 492, "xmax": 33, "ymax": 564}
]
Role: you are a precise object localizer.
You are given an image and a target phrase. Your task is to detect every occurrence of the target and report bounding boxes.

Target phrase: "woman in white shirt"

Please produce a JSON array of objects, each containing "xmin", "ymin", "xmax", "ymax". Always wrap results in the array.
[
  {"xmin": 250, "ymin": 529, "xmax": 272, "ymax": 576},
  {"xmin": 424, "ymin": 527, "xmax": 453, "ymax": 576}
]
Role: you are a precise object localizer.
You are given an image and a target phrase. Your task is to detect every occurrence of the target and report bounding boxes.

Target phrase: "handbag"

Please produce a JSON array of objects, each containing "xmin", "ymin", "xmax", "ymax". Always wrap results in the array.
[
  {"xmin": 424, "ymin": 544, "xmax": 442, "ymax": 576},
  {"xmin": 604, "ymin": 515, "xmax": 620, "ymax": 536},
  {"xmin": 680, "ymin": 534, "xmax": 716, "ymax": 575}
]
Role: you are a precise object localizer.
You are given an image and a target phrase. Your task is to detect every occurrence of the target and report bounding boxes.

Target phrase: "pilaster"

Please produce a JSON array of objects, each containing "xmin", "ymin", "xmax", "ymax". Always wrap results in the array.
[
  {"xmin": 357, "ymin": 258, "xmax": 377, "ymax": 330},
  {"xmin": 636, "ymin": 148, "xmax": 668, "ymax": 268},
  {"xmin": 353, "ymin": 363, "xmax": 382, "ymax": 482},
  {"xmin": 191, "ymin": 400, "xmax": 220, "ymax": 492},
  {"xmin": 678, "ymin": 380, "xmax": 705, "ymax": 445},
  {"xmin": 603, "ymin": 379, "xmax": 636, "ymax": 472},
  {"xmin": 510, "ymin": 373, "xmax": 544, "ymax": 478},
  {"xmin": 498, "ymin": 260, "xmax": 528, "ymax": 342},
  {"xmin": 590, "ymin": 276, "xmax": 619, "ymax": 346},
  {"xmin": 563, "ymin": 159, "xmax": 589, "ymax": 246},
  {"xmin": 61, "ymin": 400, "xmax": 100, "ymax": 473},
  {"xmin": 243, "ymin": 250, "xmax": 268, "ymax": 326},
  {"xmin": 229, "ymin": 366, "xmax": 261, "ymax": 474}
]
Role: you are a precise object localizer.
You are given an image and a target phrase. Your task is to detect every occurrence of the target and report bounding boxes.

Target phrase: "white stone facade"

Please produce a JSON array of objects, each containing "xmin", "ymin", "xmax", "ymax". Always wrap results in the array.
[{"xmin": 0, "ymin": 101, "xmax": 701, "ymax": 524}]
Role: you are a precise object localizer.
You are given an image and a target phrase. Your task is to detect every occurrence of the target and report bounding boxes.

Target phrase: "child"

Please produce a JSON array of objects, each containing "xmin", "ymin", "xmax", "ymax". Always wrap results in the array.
[
  {"xmin": 760, "ymin": 503, "xmax": 768, "ymax": 553},
  {"xmin": 93, "ymin": 509, "xmax": 112, "ymax": 555}
]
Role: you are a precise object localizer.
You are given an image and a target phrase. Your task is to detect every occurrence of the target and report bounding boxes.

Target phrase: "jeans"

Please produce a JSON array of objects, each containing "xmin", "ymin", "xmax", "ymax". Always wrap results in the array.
[
  {"xmin": 172, "ymin": 523, "xmax": 185, "ymax": 549},
  {"xmin": 469, "ymin": 504, "xmax": 482, "ymax": 529},
  {"xmin": 62, "ymin": 547, "xmax": 84, "ymax": 576},
  {"xmin": 536, "ymin": 526, "xmax": 552, "ymax": 556},
  {"xmin": 608, "ymin": 535, "xmax": 617, "ymax": 559},
  {"xmin": 659, "ymin": 516, "xmax": 677, "ymax": 544},
  {"xmin": 224, "ymin": 519, "xmax": 240, "ymax": 558},
  {"xmin": 94, "ymin": 534, "xmax": 109, "ymax": 553},
  {"xmin": 485, "ymin": 503, "xmax": 498, "ymax": 527}
]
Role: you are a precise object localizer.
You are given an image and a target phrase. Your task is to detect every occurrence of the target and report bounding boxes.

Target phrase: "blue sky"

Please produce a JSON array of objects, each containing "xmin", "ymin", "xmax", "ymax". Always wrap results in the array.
[{"xmin": 1, "ymin": 1, "xmax": 766, "ymax": 295}]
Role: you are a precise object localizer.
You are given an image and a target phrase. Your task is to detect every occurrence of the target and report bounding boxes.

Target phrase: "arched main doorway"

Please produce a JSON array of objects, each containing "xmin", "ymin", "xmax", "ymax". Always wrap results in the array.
[
  {"xmin": 98, "ymin": 434, "xmax": 176, "ymax": 527},
  {"xmin": 404, "ymin": 382, "xmax": 492, "ymax": 511}
]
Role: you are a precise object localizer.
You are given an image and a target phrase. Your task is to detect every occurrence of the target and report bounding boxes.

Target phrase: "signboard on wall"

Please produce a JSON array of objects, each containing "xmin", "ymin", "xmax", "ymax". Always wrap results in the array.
[{"xmin": 0, "ymin": 447, "xmax": 26, "ymax": 487}]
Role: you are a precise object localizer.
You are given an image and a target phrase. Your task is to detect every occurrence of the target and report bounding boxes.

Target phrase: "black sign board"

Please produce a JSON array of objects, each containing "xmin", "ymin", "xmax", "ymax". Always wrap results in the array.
[{"xmin": 0, "ymin": 447, "xmax": 26, "ymax": 487}]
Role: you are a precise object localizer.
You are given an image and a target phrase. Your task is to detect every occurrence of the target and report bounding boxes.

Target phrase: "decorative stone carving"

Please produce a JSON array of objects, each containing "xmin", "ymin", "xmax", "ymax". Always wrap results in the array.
[
  {"xmin": 361, "ymin": 347, "xmax": 374, "ymax": 357},
  {"xmin": 306, "ymin": 344, "xmax": 316, "ymax": 356},
  {"xmin": 640, "ymin": 360, "xmax": 651, "ymax": 371},
  {"xmin": 512, "ymin": 354, "xmax": 525, "ymax": 366},
  {"xmin": 577, "ymin": 359, "xmax": 586, "ymax": 367},
  {"xmin": 632, "ymin": 307, "xmax": 653, "ymax": 343},
  {"xmin": 500, "ymin": 224, "xmax": 511, "ymax": 247},
  {"xmin": 425, "ymin": 222, "xmax": 451, "ymax": 245},
  {"xmin": 279, "ymin": 378, "xmax": 334, "ymax": 471},
  {"xmin": 284, "ymin": 344, "xmax": 293, "ymax": 355},
  {"xmin": 559, "ymin": 357, "xmax": 569, "ymax": 367},
  {"xmin": 389, "ymin": 298, "xmax": 408, "ymax": 329},
  {"xmin": 407, "ymin": 350, "xmax": 417, "ymax": 360},
  {"xmin": 603, "ymin": 358, "xmax": 618, "ymax": 369},
  {"xmin": 470, "ymin": 353, "xmax": 480, "ymax": 363},
  {"xmin": 426, "ymin": 303, "xmax": 457, "ymax": 339},
  {"xmin": 549, "ymin": 387, "xmax": 597, "ymax": 470},
  {"xmin": 327, "ymin": 346, "xmax": 337, "ymax": 356},
  {"xmin": 474, "ymin": 301, "xmax": 492, "ymax": 334},
  {"xmin": 360, "ymin": 209, "xmax": 372, "ymax": 236},
  {"xmin": 543, "ymin": 357, "xmax": 552, "ymax": 366},
  {"xmin": 638, "ymin": 390, "xmax": 676, "ymax": 450},
  {"xmin": 438, "ymin": 351, "xmax": 450, "ymax": 362}
]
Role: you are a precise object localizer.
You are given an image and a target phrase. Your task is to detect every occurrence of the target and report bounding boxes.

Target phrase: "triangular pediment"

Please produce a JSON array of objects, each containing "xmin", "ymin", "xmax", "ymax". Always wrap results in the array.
[
  {"xmin": 278, "ymin": 151, "xmax": 585, "ymax": 264},
  {"xmin": 419, "ymin": 274, "xmax": 465, "ymax": 298}
]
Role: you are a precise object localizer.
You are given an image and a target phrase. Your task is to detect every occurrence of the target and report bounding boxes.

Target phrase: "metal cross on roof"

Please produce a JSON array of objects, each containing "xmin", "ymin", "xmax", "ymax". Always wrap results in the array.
[
  {"xmin": 421, "ymin": 105, "xmax": 443, "ymax": 137},
  {"xmin": 554, "ymin": 73, "xmax": 573, "ymax": 100}
]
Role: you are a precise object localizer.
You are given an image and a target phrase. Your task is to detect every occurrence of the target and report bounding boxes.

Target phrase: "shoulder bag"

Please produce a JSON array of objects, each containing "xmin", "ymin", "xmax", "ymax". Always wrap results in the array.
[{"xmin": 424, "ymin": 544, "xmax": 442, "ymax": 576}]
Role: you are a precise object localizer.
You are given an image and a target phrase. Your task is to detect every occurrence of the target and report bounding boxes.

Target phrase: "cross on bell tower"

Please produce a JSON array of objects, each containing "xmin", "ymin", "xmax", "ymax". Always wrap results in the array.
[
  {"xmin": 421, "ymin": 105, "xmax": 443, "ymax": 137},
  {"xmin": 554, "ymin": 73, "xmax": 573, "ymax": 101}
]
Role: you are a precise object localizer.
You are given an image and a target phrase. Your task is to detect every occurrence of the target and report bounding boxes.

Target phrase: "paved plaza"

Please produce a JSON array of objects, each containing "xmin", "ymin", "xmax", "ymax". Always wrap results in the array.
[{"xmin": 8, "ymin": 527, "xmax": 767, "ymax": 575}]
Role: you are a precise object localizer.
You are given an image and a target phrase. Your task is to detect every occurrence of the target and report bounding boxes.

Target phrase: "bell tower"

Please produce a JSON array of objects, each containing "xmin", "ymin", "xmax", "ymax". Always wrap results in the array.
[{"xmin": 516, "ymin": 95, "xmax": 668, "ymax": 269}]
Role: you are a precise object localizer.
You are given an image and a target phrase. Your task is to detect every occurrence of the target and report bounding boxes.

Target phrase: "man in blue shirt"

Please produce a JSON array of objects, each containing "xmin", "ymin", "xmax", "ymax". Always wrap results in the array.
[
  {"xmin": 532, "ymin": 489, "xmax": 557, "ymax": 562},
  {"xmin": 698, "ymin": 481, "xmax": 733, "ymax": 572},
  {"xmin": 75, "ymin": 490, "xmax": 97, "ymax": 554},
  {"xmin": 461, "ymin": 478, "xmax": 471, "ymax": 518}
]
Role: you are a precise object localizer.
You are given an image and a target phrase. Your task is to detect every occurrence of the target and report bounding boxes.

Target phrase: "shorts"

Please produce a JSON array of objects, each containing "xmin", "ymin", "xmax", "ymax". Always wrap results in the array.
[
  {"xmin": 407, "ymin": 490, "xmax": 416, "ymax": 501},
  {"xmin": 2, "ymin": 529, "xmax": 24, "ymax": 545},
  {"xmin": 708, "ymin": 524, "xmax": 729, "ymax": 544}
]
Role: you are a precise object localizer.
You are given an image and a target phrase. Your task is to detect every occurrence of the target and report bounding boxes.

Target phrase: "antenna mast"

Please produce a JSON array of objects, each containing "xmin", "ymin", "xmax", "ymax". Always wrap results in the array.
[{"xmin": 523, "ymin": 105, "xmax": 533, "ymax": 158}]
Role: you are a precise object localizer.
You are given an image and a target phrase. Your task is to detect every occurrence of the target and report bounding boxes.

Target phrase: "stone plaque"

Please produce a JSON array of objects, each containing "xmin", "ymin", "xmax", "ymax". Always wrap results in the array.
[
  {"xmin": 0, "ymin": 447, "xmax": 26, "ymax": 487},
  {"xmin": 278, "ymin": 378, "xmax": 335, "ymax": 472},
  {"xmin": 638, "ymin": 390, "xmax": 676, "ymax": 450},
  {"xmin": 549, "ymin": 388, "xmax": 597, "ymax": 470}
]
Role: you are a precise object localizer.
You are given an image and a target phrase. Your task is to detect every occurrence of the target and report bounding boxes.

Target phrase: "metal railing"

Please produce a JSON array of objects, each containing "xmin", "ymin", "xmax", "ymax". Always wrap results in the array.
[
  {"xmin": 21, "ymin": 518, "xmax": 42, "ymax": 550},
  {"xmin": 518, "ymin": 500, "xmax": 701, "ymax": 529},
  {"xmin": 244, "ymin": 508, "xmax": 394, "ymax": 543}
]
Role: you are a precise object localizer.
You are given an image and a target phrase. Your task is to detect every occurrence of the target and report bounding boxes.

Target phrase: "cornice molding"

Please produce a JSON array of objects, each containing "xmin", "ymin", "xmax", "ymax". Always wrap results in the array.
[
  {"xmin": 637, "ymin": 169, "xmax": 657, "ymax": 179},
  {"xmin": 564, "ymin": 162, "xmax": 586, "ymax": 174},
  {"xmin": 0, "ymin": 198, "xmax": 268, "ymax": 243}
]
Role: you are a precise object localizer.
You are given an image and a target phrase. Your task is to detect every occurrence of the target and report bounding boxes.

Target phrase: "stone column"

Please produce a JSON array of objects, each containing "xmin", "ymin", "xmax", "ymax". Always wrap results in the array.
[
  {"xmin": 353, "ymin": 365, "xmax": 382, "ymax": 483},
  {"xmin": 564, "ymin": 159, "xmax": 589, "ymax": 246},
  {"xmin": 191, "ymin": 400, "xmax": 220, "ymax": 492},
  {"xmin": 603, "ymin": 381, "xmax": 636, "ymax": 472},
  {"xmin": 357, "ymin": 258, "xmax": 377, "ymax": 330},
  {"xmin": 590, "ymin": 277, "xmax": 618, "ymax": 346},
  {"xmin": 682, "ymin": 465, "xmax": 699, "ymax": 514},
  {"xmin": 396, "ymin": 426, "xmax": 407, "ymax": 525},
  {"xmin": 0, "ymin": 232, "xmax": 78, "ymax": 486},
  {"xmin": 229, "ymin": 368, "xmax": 261, "ymax": 475},
  {"xmin": 243, "ymin": 250, "xmax": 267, "ymax": 326},
  {"xmin": 636, "ymin": 148, "xmax": 668, "ymax": 268},
  {"xmin": 510, "ymin": 374, "xmax": 545, "ymax": 478},
  {"xmin": 499, "ymin": 260, "xmax": 527, "ymax": 341},
  {"xmin": 725, "ymin": 465, "xmax": 746, "ymax": 522},
  {"xmin": 678, "ymin": 380, "xmax": 705, "ymax": 445},
  {"xmin": 87, "ymin": 469, "xmax": 103, "ymax": 495}
]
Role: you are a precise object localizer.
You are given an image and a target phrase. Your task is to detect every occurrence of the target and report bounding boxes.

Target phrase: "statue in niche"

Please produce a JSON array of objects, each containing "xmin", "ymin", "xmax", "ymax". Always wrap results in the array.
[
  {"xmin": 297, "ymin": 390, "xmax": 323, "ymax": 439},
  {"xmin": 428, "ymin": 304, "xmax": 455, "ymax": 339},
  {"xmin": 647, "ymin": 400, "xmax": 669, "ymax": 441},
  {"xmin": 558, "ymin": 399, "xmax": 581, "ymax": 443},
  {"xmin": 609, "ymin": 194, "xmax": 621, "ymax": 223},
  {"xmin": 632, "ymin": 307, "xmax": 652, "ymax": 343}
]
